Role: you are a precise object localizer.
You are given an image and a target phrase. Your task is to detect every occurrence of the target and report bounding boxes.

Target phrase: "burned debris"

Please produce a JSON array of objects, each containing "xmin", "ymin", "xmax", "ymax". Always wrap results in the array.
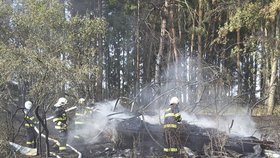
[
  {"xmin": 110, "ymin": 115, "xmax": 276, "ymax": 158},
  {"xmin": 7, "ymin": 97, "xmax": 280, "ymax": 157},
  {"xmin": 59, "ymin": 104, "xmax": 277, "ymax": 158}
]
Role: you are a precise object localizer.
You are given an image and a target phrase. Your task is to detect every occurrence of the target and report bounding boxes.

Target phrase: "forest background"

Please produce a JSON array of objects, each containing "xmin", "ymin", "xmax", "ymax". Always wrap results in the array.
[{"xmin": 0, "ymin": 0, "xmax": 279, "ymax": 156}]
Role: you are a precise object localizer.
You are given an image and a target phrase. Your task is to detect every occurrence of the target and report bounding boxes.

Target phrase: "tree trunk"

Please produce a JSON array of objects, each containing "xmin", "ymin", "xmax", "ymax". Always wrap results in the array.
[
  {"xmin": 196, "ymin": 0, "xmax": 203, "ymax": 102},
  {"xmin": 169, "ymin": 0, "xmax": 178, "ymax": 81},
  {"xmin": 155, "ymin": 0, "xmax": 168, "ymax": 84},
  {"xmin": 267, "ymin": 55, "xmax": 278, "ymax": 114},
  {"xmin": 267, "ymin": 15, "xmax": 279, "ymax": 114},
  {"xmin": 236, "ymin": 0, "xmax": 241, "ymax": 96},
  {"xmin": 96, "ymin": 0, "xmax": 103, "ymax": 101},
  {"xmin": 190, "ymin": 17, "xmax": 195, "ymax": 56},
  {"xmin": 135, "ymin": 0, "xmax": 140, "ymax": 94},
  {"xmin": 236, "ymin": 28, "xmax": 241, "ymax": 95},
  {"xmin": 251, "ymin": 52, "xmax": 257, "ymax": 103}
]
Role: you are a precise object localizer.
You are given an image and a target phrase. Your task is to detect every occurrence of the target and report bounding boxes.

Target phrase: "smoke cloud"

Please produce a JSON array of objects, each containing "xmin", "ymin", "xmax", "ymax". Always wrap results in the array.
[
  {"xmin": 140, "ymin": 57, "xmax": 261, "ymax": 138},
  {"xmin": 67, "ymin": 56, "xmax": 261, "ymax": 146},
  {"xmin": 181, "ymin": 112, "xmax": 260, "ymax": 138},
  {"xmin": 141, "ymin": 110, "xmax": 260, "ymax": 138},
  {"xmin": 68, "ymin": 100, "xmax": 135, "ymax": 145}
]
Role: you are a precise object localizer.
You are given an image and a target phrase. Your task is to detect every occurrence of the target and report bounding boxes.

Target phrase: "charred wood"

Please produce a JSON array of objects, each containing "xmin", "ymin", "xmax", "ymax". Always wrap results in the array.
[{"xmin": 114, "ymin": 117, "xmax": 275, "ymax": 157}]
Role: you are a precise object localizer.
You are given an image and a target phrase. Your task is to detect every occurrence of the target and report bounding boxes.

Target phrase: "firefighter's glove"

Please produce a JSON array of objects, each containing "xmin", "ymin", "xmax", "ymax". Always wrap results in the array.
[
  {"xmin": 62, "ymin": 124, "xmax": 67, "ymax": 129},
  {"xmin": 176, "ymin": 117, "xmax": 182, "ymax": 122}
]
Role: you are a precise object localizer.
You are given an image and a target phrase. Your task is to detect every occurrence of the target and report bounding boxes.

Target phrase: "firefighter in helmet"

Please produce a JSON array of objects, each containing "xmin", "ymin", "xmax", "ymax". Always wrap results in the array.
[
  {"xmin": 53, "ymin": 97, "xmax": 68, "ymax": 153},
  {"xmin": 24, "ymin": 100, "xmax": 37, "ymax": 148},
  {"xmin": 163, "ymin": 97, "xmax": 182, "ymax": 157},
  {"xmin": 73, "ymin": 98, "xmax": 93, "ymax": 142}
]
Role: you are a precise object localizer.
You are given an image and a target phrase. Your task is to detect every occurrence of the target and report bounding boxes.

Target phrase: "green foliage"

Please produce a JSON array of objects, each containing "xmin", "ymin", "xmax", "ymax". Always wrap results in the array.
[
  {"xmin": 0, "ymin": 0, "xmax": 107, "ymax": 102},
  {"xmin": 108, "ymin": 0, "xmax": 137, "ymax": 14},
  {"xmin": 231, "ymin": 45, "xmax": 242, "ymax": 56},
  {"xmin": 108, "ymin": 0, "xmax": 118, "ymax": 6},
  {"xmin": 217, "ymin": 2, "xmax": 261, "ymax": 41},
  {"xmin": 192, "ymin": 26, "xmax": 206, "ymax": 35},
  {"xmin": 261, "ymin": 0, "xmax": 280, "ymax": 21},
  {"xmin": 125, "ymin": 3, "xmax": 137, "ymax": 12},
  {"xmin": 0, "ymin": 2, "xmax": 12, "ymax": 43}
]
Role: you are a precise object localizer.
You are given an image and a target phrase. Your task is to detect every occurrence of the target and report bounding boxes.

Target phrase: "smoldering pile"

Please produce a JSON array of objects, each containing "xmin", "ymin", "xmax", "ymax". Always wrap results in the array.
[{"xmin": 67, "ymin": 104, "xmax": 278, "ymax": 158}]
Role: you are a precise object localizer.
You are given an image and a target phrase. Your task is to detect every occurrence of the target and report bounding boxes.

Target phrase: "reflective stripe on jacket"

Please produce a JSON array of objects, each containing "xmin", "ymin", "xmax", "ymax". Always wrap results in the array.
[
  {"xmin": 163, "ymin": 124, "xmax": 177, "ymax": 128},
  {"xmin": 26, "ymin": 141, "xmax": 35, "ymax": 145},
  {"xmin": 163, "ymin": 105, "xmax": 181, "ymax": 128},
  {"xmin": 163, "ymin": 147, "xmax": 178, "ymax": 152},
  {"xmin": 53, "ymin": 107, "xmax": 67, "ymax": 130},
  {"xmin": 55, "ymin": 125, "xmax": 67, "ymax": 130},
  {"xmin": 53, "ymin": 116, "xmax": 67, "ymax": 122},
  {"xmin": 24, "ymin": 112, "xmax": 36, "ymax": 128}
]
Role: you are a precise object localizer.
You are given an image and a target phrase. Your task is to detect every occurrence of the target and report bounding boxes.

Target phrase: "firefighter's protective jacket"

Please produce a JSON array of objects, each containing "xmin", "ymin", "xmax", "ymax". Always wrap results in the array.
[
  {"xmin": 163, "ymin": 104, "xmax": 182, "ymax": 155},
  {"xmin": 163, "ymin": 105, "xmax": 182, "ymax": 129},
  {"xmin": 24, "ymin": 110, "xmax": 36, "ymax": 128},
  {"xmin": 53, "ymin": 107, "xmax": 67, "ymax": 131},
  {"xmin": 24, "ymin": 109, "xmax": 37, "ymax": 147},
  {"xmin": 74, "ymin": 107, "xmax": 92, "ymax": 125}
]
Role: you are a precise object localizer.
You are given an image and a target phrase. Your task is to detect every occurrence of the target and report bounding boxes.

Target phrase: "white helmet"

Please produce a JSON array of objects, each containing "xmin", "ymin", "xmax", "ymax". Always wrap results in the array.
[
  {"xmin": 169, "ymin": 97, "xmax": 179, "ymax": 105},
  {"xmin": 25, "ymin": 101, "xmax": 32, "ymax": 110},
  {"xmin": 54, "ymin": 97, "xmax": 67, "ymax": 107},
  {"xmin": 78, "ymin": 98, "xmax": 85, "ymax": 104}
]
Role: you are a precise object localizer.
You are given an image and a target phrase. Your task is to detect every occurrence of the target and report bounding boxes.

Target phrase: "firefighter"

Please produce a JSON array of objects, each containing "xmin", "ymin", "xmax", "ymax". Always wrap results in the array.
[
  {"xmin": 163, "ymin": 97, "xmax": 182, "ymax": 157},
  {"xmin": 73, "ymin": 98, "xmax": 93, "ymax": 141},
  {"xmin": 53, "ymin": 97, "xmax": 68, "ymax": 153},
  {"xmin": 24, "ymin": 100, "xmax": 37, "ymax": 148}
]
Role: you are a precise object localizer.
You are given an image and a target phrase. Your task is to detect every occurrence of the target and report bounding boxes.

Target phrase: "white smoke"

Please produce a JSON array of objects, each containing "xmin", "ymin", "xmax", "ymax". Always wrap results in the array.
[
  {"xmin": 68, "ymin": 100, "xmax": 135, "ymax": 145},
  {"xmin": 140, "ymin": 57, "xmax": 261, "ymax": 139},
  {"xmin": 180, "ymin": 112, "xmax": 260, "ymax": 138},
  {"xmin": 141, "ymin": 109, "xmax": 260, "ymax": 138},
  {"xmin": 67, "ymin": 99, "xmax": 260, "ymax": 148},
  {"xmin": 141, "ymin": 115, "xmax": 161, "ymax": 124}
]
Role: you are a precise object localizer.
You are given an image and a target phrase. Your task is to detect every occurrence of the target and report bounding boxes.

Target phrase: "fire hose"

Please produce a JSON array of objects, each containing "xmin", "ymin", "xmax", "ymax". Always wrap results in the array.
[
  {"xmin": 9, "ymin": 141, "xmax": 65, "ymax": 158},
  {"xmin": 9, "ymin": 106, "xmax": 81, "ymax": 157},
  {"xmin": 46, "ymin": 106, "xmax": 78, "ymax": 121},
  {"xmin": 141, "ymin": 114, "xmax": 164, "ymax": 148},
  {"xmin": 34, "ymin": 126, "xmax": 82, "ymax": 158}
]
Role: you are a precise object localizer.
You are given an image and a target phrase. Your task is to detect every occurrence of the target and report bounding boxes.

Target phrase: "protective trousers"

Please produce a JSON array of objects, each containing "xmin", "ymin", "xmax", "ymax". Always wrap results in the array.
[
  {"xmin": 26, "ymin": 127, "xmax": 37, "ymax": 148},
  {"xmin": 58, "ymin": 130, "xmax": 67, "ymax": 152},
  {"xmin": 164, "ymin": 128, "xmax": 181, "ymax": 157}
]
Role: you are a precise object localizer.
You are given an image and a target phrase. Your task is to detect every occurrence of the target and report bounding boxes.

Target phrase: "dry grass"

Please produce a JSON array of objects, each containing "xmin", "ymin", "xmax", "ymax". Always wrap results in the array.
[{"xmin": 252, "ymin": 104, "xmax": 280, "ymax": 116}]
